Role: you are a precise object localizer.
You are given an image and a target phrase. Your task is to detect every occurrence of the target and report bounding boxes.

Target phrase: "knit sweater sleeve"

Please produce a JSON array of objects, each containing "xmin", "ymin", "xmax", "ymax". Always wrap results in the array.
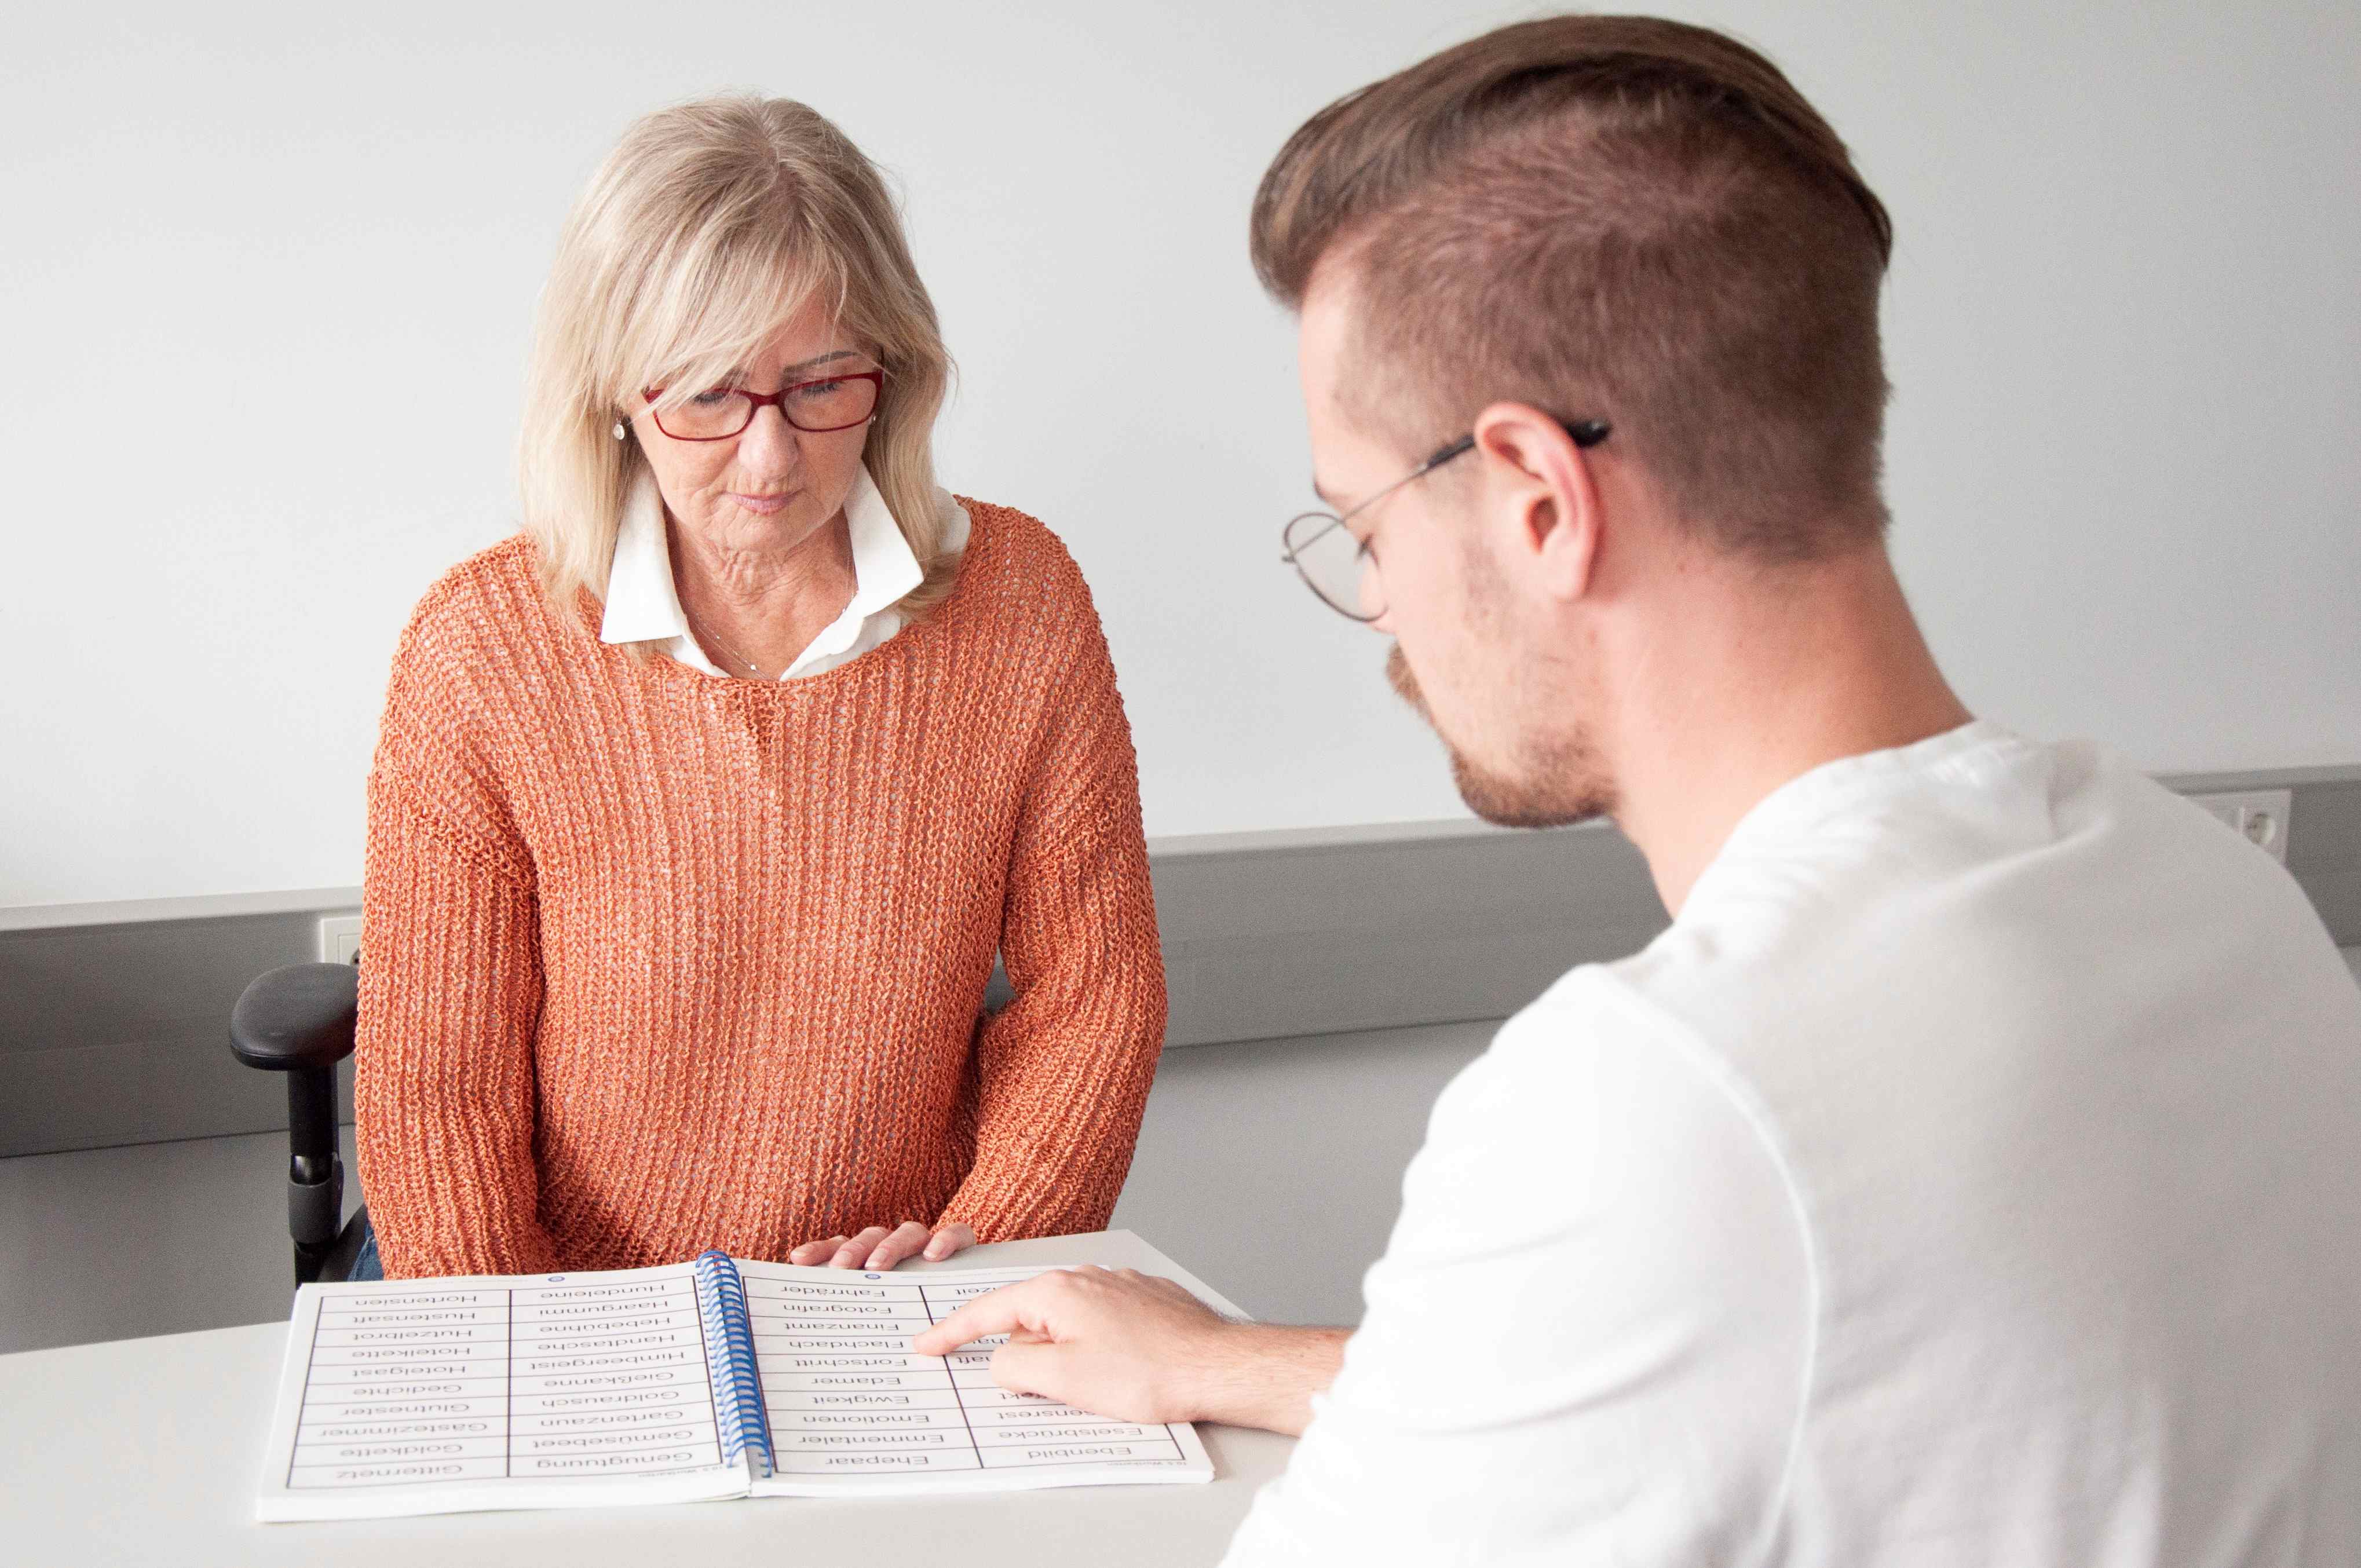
[
  {"xmin": 352, "ymin": 591, "xmax": 559, "ymax": 1278},
  {"xmin": 935, "ymin": 596, "xmax": 1168, "ymax": 1242}
]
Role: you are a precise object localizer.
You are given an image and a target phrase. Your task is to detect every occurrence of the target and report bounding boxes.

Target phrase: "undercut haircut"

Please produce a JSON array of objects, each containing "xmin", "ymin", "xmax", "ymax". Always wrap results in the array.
[{"xmin": 1251, "ymin": 14, "xmax": 1896, "ymax": 560}]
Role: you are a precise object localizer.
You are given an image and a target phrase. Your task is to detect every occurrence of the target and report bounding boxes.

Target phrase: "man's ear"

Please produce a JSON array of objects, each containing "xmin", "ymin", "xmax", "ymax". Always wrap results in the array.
[{"xmin": 1471, "ymin": 402, "xmax": 1603, "ymax": 605}]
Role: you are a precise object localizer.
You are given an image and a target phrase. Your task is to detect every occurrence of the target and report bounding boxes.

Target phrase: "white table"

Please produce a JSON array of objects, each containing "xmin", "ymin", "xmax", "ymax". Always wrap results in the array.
[{"xmin": 1, "ymin": 1229, "xmax": 1293, "ymax": 1566}]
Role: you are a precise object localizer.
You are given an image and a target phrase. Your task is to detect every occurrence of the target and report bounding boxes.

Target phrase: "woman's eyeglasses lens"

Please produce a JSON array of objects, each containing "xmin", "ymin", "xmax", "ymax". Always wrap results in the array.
[
  {"xmin": 1283, "ymin": 511, "xmax": 1382, "ymax": 622},
  {"xmin": 652, "ymin": 376, "xmax": 879, "ymax": 440}
]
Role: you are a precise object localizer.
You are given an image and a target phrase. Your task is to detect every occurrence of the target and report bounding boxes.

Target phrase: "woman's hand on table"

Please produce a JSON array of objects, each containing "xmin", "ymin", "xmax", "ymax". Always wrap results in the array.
[{"xmin": 790, "ymin": 1220, "xmax": 977, "ymax": 1270}]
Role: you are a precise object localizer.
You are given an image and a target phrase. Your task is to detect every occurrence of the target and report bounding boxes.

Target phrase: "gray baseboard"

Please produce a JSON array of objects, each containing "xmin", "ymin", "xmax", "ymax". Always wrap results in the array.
[
  {"xmin": 2, "ymin": 904, "xmax": 360, "ymax": 1158},
  {"xmin": 3, "ymin": 765, "xmax": 2356, "ymax": 1158},
  {"xmin": 1153, "ymin": 817, "xmax": 1664, "ymax": 1050},
  {"xmin": 2159, "ymin": 765, "xmax": 2361, "ymax": 941}
]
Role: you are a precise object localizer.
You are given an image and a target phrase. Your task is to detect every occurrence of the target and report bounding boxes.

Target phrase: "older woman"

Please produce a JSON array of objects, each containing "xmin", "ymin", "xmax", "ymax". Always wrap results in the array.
[{"xmin": 350, "ymin": 96, "xmax": 1166, "ymax": 1280}]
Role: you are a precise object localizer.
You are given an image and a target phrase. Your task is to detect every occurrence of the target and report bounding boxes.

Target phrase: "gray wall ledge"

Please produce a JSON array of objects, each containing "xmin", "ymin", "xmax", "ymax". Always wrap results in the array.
[{"xmin": 3, "ymin": 764, "xmax": 2355, "ymax": 1158}]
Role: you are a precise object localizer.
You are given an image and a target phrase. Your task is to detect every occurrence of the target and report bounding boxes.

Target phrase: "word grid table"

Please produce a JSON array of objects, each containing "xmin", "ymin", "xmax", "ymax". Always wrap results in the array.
[
  {"xmin": 288, "ymin": 1273, "xmax": 727, "ymax": 1490},
  {"xmin": 745, "ymin": 1264, "xmax": 1191, "ymax": 1477}
]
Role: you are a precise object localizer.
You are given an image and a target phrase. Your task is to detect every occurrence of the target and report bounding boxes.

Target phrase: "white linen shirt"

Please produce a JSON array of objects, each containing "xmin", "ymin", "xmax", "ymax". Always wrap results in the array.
[
  {"xmin": 598, "ymin": 464, "xmax": 970, "ymax": 679},
  {"xmin": 1223, "ymin": 721, "xmax": 2361, "ymax": 1567}
]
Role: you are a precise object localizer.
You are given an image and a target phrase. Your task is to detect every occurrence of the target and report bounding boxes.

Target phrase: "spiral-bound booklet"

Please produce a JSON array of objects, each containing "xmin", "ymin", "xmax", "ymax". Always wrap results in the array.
[{"xmin": 254, "ymin": 1249, "xmax": 1214, "ymax": 1522}]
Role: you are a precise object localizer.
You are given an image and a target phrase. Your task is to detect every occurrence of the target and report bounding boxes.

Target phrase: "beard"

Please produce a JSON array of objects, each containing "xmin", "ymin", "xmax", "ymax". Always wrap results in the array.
[{"xmin": 1386, "ymin": 643, "xmax": 1615, "ymax": 829}]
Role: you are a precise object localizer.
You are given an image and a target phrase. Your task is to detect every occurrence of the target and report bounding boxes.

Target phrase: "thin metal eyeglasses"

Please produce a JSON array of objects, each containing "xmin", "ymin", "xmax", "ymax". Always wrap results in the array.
[
  {"xmin": 1280, "ymin": 418, "xmax": 1611, "ymax": 622},
  {"xmin": 642, "ymin": 368, "xmax": 885, "ymax": 441}
]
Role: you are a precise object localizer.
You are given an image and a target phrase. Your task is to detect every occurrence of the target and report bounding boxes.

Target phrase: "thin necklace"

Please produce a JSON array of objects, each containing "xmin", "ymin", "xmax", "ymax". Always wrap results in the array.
[{"xmin": 684, "ymin": 608, "xmax": 773, "ymax": 680}]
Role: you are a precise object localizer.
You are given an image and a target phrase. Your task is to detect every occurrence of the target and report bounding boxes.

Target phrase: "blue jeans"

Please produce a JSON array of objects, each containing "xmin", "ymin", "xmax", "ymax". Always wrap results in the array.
[{"xmin": 349, "ymin": 1211, "xmax": 383, "ymax": 1281}]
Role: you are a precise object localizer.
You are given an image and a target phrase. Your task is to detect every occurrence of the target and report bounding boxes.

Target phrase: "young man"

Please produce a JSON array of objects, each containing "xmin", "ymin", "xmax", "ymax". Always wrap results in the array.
[{"xmin": 918, "ymin": 16, "xmax": 2361, "ymax": 1563}]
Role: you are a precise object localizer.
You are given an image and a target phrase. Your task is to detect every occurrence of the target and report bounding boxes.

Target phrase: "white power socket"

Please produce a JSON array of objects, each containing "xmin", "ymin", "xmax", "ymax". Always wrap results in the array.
[
  {"xmin": 2191, "ymin": 790, "xmax": 2293, "ymax": 864},
  {"xmin": 316, "ymin": 914, "xmax": 364, "ymax": 965}
]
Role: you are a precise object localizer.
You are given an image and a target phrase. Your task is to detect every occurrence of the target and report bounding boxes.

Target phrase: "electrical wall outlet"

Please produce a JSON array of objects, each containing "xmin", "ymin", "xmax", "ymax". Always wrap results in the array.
[
  {"xmin": 2191, "ymin": 789, "xmax": 2293, "ymax": 864},
  {"xmin": 316, "ymin": 914, "xmax": 364, "ymax": 965}
]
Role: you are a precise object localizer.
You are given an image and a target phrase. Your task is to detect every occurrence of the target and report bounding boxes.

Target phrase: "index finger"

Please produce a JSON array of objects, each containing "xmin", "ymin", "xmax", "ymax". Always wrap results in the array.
[{"xmin": 911, "ymin": 1274, "xmax": 1061, "ymax": 1357}]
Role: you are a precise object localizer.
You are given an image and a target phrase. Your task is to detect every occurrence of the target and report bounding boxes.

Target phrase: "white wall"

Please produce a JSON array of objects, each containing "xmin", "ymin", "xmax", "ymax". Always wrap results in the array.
[{"xmin": 4, "ymin": 0, "xmax": 2356, "ymax": 907}]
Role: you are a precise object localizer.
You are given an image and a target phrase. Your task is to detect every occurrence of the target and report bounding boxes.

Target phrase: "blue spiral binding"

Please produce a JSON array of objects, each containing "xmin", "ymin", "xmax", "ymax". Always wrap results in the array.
[{"xmin": 693, "ymin": 1249, "xmax": 774, "ymax": 1478}]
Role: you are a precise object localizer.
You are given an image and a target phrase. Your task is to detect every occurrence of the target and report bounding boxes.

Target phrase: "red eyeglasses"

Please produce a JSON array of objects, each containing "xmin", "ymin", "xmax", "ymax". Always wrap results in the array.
[{"xmin": 642, "ymin": 369, "xmax": 884, "ymax": 441}]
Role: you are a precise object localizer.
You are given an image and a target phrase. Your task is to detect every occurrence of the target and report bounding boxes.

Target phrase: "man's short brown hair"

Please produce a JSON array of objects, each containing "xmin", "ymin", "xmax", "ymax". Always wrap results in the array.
[{"xmin": 1251, "ymin": 14, "xmax": 1895, "ymax": 560}]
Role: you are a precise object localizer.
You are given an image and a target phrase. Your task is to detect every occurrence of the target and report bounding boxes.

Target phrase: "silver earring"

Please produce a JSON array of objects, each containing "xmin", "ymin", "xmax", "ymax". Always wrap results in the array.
[{"xmin": 611, "ymin": 420, "xmax": 627, "ymax": 441}]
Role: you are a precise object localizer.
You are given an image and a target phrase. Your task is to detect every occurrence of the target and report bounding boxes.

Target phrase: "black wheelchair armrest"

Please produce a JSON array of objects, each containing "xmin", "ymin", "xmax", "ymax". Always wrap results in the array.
[
  {"xmin": 230, "ymin": 963, "xmax": 359, "ymax": 1072},
  {"xmin": 229, "ymin": 962, "xmax": 360, "ymax": 1282}
]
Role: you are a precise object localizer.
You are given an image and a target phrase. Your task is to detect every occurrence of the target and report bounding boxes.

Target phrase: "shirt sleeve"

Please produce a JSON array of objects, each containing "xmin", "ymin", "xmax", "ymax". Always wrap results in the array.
[
  {"xmin": 934, "ymin": 603, "xmax": 1167, "ymax": 1242},
  {"xmin": 352, "ymin": 610, "xmax": 561, "ymax": 1278},
  {"xmin": 1219, "ymin": 974, "xmax": 1816, "ymax": 1567}
]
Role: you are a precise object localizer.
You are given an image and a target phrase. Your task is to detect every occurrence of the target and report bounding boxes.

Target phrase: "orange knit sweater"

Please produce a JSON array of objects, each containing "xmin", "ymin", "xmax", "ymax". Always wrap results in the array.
[{"xmin": 352, "ymin": 501, "xmax": 1167, "ymax": 1279}]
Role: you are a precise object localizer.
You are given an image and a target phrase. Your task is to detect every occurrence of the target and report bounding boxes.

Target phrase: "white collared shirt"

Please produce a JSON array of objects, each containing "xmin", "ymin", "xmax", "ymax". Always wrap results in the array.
[{"xmin": 598, "ymin": 465, "xmax": 970, "ymax": 679}]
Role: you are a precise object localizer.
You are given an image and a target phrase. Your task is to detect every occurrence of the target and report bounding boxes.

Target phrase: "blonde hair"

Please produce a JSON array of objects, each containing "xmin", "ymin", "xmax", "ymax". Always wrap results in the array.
[{"xmin": 520, "ymin": 94, "xmax": 956, "ymax": 623}]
